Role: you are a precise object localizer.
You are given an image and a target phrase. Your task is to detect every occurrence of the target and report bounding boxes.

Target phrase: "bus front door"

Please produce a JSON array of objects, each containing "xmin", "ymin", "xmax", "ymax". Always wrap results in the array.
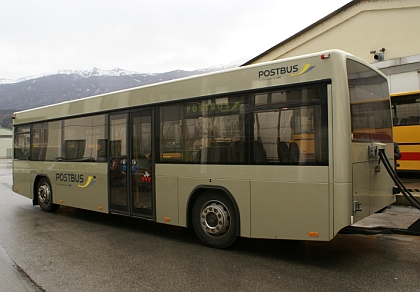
[{"xmin": 109, "ymin": 110, "xmax": 154, "ymax": 218}]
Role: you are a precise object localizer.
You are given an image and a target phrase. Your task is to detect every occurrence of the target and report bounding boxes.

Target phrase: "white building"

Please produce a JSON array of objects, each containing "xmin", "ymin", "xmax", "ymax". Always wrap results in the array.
[
  {"xmin": 243, "ymin": 0, "xmax": 420, "ymax": 97},
  {"xmin": 0, "ymin": 127, "xmax": 12, "ymax": 158}
]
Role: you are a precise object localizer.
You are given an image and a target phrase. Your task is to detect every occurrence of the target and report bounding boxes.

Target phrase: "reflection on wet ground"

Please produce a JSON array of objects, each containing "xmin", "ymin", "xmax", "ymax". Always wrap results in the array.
[{"xmin": 0, "ymin": 159, "xmax": 12, "ymax": 169}]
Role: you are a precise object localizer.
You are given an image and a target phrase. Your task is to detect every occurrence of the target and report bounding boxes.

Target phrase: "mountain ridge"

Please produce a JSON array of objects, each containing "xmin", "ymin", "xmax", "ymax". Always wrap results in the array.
[
  {"xmin": 0, "ymin": 58, "xmax": 247, "ymax": 85},
  {"xmin": 0, "ymin": 66, "xmax": 237, "ymax": 111},
  {"xmin": 0, "ymin": 61, "xmax": 246, "ymax": 129}
]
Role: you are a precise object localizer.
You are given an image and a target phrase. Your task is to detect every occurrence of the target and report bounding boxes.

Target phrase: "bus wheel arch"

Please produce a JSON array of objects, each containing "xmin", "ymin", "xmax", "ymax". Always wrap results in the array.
[
  {"xmin": 34, "ymin": 175, "xmax": 60, "ymax": 213},
  {"xmin": 33, "ymin": 175, "xmax": 47, "ymax": 205},
  {"xmin": 188, "ymin": 186, "xmax": 240, "ymax": 248}
]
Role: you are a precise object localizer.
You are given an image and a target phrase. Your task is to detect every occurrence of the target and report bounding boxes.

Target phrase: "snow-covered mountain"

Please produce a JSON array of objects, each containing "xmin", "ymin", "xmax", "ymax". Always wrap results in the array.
[
  {"xmin": 0, "ymin": 60, "xmax": 248, "ymax": 113},
  {"xmin": 1, "ymin": 67, "xmax": 158, "ymax": 85},
  {"xmin": 0, "ymin": 57, "xmax": 250, "ymax": 85}
]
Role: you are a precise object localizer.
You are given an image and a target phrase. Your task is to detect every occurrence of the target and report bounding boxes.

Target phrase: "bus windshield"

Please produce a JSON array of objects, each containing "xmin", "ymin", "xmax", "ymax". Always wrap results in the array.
[{"xmin": 347, "ymin": 59, "xmax": 392, "ymax": 143}]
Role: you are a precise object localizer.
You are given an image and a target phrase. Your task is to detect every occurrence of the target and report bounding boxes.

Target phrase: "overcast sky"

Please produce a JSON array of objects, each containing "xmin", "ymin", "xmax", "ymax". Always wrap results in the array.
[{"xmin": 1, "ymin": 0, "xmax": 351, "ymax": 80}]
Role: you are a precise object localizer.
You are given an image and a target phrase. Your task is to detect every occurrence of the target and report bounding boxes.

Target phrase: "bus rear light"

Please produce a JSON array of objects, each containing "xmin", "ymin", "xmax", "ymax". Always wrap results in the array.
[{"xmin": 321, "ymin": 54, "xmax": 330, "ymax": 59}]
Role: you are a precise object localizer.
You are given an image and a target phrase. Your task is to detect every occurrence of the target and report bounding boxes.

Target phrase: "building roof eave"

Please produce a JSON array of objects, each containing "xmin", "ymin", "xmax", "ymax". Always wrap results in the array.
[{"xmin": 241, "ymin": 0, "xmax": 360, "ymax": 66}]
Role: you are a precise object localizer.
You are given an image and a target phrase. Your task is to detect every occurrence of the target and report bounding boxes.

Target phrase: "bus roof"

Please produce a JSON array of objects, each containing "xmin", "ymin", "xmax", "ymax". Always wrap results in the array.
[{"xmin": 13, "ymin": 50, "xmax": 376, "ymax": 125}]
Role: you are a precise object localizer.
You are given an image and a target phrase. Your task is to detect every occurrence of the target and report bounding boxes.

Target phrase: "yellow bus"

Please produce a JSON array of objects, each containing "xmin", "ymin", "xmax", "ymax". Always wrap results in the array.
[
  {"xmin": 391, "ymin": 91, "xmax": 420, "ymax": 171},
  {"xmin": 13, "ymin": 50, "xmax": 395, "ymax": 248}
]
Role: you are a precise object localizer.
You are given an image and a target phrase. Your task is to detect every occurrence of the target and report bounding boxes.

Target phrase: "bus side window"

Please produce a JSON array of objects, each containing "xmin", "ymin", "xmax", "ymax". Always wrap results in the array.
[{"xmin": 14, "ymin": 126, "xmax": 31, "ymax": 160}]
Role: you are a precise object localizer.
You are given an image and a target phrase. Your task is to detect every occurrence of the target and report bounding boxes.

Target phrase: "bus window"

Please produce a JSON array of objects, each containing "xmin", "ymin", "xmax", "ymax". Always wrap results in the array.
[
  {"xmin": 64, "ymin": 140, "xmax": 86, "ymax": 160},
  {"xmin": 254, "ymin": 105, "xmax": 325, "ymax": 165},
  {"xmin": 62, "ymin": 115, "xmax": 107, "ymax": 162},
  {"xmin": 347, "ymin": 59, "xmax": 392, "ymax": 142},
  {"xmin": 31, "ymin": 122, "xmax": 48, "ymax": 161},
  {"xmin": 160, "ymin": 105, "xmax": 183, "ymax": 162},
  {"xmin": 390, "ymin": 92, "xmax": 420, "ymax": 171},
  {"xmin": 32, "ymin": 121, "xmax": 61, "ymax": 161},
  {"xmin": 14, "ymin": 125, "xmax": 31, "ymax": 160},
  {"xmin": 391, "ymin": 94, "xmax": 420, "ymax": 126},
  {"xmin": 253, "ymin": 85, "xmax": 328, "ymax": 166},
  {"xmin": 159, "ymin": 95, "xmax": 247, "ymax": 164}
]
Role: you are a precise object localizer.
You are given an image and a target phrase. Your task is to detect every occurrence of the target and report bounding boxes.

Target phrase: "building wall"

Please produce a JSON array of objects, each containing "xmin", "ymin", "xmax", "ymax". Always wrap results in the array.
[
  {"xmin": 247, "ymin": 0, "xmax": 420, "ymax": 64},
  {"xmin": 376, "ymin": 54, "xmax": 420, "ymax": 94},
  {"xmin": 0, "ymin": 127, "xmax": 12, "ymax": 158},
  {"xmin": 245, "ymin": 0, "xmax": 420, "ymax": 94}
]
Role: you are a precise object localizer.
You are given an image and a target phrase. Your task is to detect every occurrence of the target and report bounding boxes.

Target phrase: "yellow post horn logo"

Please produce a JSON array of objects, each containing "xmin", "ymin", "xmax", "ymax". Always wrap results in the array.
[
  {"xmin": 78, "ymin": 176, "xmax": 96, "ymax": 188},
  {"xmin": 290, "ymin": 64, "xmax": 315, "ymax": 76}
]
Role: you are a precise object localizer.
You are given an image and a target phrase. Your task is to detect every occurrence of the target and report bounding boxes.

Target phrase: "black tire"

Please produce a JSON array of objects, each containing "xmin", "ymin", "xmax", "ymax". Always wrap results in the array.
[
  {"xmin": 37, "ymin": 177, "xmax": 60, "ymax": 212},
  {"xmin": 191, "ymin": 191, "xmax": 237, "ymax": 248}
]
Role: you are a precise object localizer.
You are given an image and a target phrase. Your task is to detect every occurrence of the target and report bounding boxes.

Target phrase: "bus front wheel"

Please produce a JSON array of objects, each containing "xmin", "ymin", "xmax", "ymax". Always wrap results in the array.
[
  {"xmin": 192, "ymin": 191, "xmax": 237, "ymax": 248},
  {"xmin": 37, "ymin": 177, "xmax": 60, "ymax": 213}
]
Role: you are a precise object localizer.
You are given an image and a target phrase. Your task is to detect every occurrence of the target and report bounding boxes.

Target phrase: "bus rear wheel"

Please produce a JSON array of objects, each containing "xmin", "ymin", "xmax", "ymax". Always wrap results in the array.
[
  {"xmin": 192, "ymin": 191, "xmax": 237, "ymax": 248},
  {"xmin": 37, "ymin": 177, "xmax": 60, "ymax": 212}
]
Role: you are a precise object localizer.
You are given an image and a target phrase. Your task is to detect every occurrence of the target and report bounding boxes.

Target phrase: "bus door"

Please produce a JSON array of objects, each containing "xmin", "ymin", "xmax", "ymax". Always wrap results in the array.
[{"xmin": 109, "ymin": 110, "xmax": 154, "ymax": 218}]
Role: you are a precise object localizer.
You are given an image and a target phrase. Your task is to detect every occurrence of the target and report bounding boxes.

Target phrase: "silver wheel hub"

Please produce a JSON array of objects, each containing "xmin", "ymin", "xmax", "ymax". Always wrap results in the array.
[
  {"xmin": 200, "ymin": 201, "xmax": 230, "ymax": 236},
  {"xmin": 38, "ymin": 183, "xmax": 51, "ymax": 204}
]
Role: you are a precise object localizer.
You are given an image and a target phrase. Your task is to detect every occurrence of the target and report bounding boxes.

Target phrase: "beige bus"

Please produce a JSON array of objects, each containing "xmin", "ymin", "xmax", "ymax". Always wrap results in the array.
[{"xmin": 13, "ymin": 50, "xmax": 395, "ymax": 248}]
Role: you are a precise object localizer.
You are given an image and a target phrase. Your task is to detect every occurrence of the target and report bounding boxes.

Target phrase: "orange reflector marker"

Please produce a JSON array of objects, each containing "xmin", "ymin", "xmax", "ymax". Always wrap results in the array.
[
  {"xmin": 164, "ymin": 217, "xmax": 170, "ymax": 222},
  {"xmin": 309, "ymin": 232, "xmax": 319, "ymax": 237},
  {"xmin": 59, "ymin": 200, "xmax": 63, "ymax": 203},
  {"xmin": 98, "ymin": 206, "xmax": 103, "ymax": 211}
]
